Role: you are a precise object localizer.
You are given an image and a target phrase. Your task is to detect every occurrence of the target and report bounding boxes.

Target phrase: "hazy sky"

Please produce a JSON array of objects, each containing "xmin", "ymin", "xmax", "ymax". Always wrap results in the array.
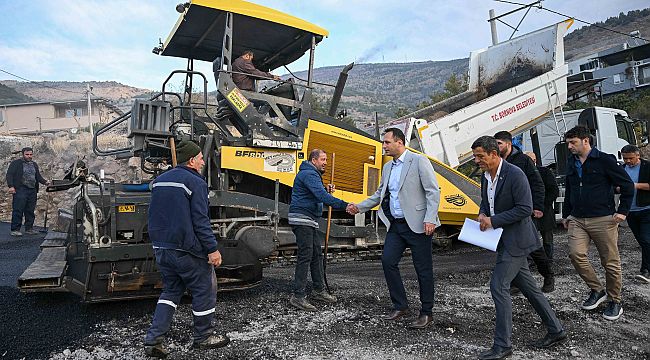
[{"xmin": 0, "ymin": 0, "xmax": 647, "ymax": 91}]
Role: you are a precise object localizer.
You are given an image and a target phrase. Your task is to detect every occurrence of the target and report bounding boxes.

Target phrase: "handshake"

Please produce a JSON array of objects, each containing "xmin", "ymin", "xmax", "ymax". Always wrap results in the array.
[
  {"xmin": 346, "ymin": 203, "xmax": 359, "ymax": 215},
  {"xmin": 327, "ymin": 184, "xmax": 359, "ymax": 215}
]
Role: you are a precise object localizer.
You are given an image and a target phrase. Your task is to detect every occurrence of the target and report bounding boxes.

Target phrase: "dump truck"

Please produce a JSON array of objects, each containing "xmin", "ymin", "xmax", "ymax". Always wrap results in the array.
[
  {"xmin": 394, "ymin": 20, "xmax": 650, "ymax": 226},
  {"xmin": 18, "ymin": 0, "xmax": 479, "ymax": 302},
  {"xmin": 398, "ymin": 20, "xmax": 574, "ymax": 170}
]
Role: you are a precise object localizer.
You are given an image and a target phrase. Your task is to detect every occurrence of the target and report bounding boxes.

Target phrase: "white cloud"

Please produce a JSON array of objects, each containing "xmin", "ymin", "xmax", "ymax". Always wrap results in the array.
[
  {"xmin": 42, "ymin": 0, "xmax": 167, "ymax": 44},
  {"xmin": 0, "ymin": 45, "xmax": 55, "ymax": 78}
]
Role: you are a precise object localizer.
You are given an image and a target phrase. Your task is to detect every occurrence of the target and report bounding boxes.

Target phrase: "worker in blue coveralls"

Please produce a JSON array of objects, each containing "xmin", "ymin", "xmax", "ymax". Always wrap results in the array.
[{"xmin": 144, "ymin": 140, "xmax": 229, "ymax": 358}]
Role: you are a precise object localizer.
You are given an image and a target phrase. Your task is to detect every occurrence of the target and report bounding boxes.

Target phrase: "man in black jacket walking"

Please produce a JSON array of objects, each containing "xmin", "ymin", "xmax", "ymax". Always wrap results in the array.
[
  {"xmin": 5, "ymin": 147, "xmax": 49, "ymax": 236},
  {"xmin": 525, "ymin": 151, "xmax": 560, "ymax": 260},
  {"xmin": 621, "ymin": 145, "xmax": 650, "ymax": 284},
  {"xmin": 494, "ymin": 131, "xmax": 555, "ymax": 292},
  {"xmin": 562, "ymin": 126, "xmax": 634, "ymax": 321}
]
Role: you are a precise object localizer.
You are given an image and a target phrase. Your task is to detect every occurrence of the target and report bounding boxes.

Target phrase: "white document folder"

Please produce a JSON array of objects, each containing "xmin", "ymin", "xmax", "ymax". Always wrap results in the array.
[{"xmin": 458, "ymin": 218, "xmax": 503, "ymax": 252}]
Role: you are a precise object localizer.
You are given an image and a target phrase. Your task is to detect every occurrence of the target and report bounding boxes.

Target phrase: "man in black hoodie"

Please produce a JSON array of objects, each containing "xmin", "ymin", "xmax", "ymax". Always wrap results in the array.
[
  {"xmin": 494, "ymin": 131, "xmax": 555, "ymax": 293},
  {"xmin": 525, "ymin": 151, "xmax": 560, "ymax": 261}
]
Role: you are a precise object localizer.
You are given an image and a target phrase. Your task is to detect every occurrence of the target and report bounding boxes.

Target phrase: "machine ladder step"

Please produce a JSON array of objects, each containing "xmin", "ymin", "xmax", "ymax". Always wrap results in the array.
[{"xmin": 40, "ymin": 231, "xmax": 68, "ymax": 248}]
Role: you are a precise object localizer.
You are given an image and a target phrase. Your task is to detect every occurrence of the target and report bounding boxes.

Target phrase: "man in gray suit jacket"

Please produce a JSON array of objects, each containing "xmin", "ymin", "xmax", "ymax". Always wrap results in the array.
[
  {"xmin": 472, "ymin": 136, "xmax": 566, "ymax": 360},
  {"xmin": 348, "ymin": 128, "xmax": 440, "ymax": 329}
]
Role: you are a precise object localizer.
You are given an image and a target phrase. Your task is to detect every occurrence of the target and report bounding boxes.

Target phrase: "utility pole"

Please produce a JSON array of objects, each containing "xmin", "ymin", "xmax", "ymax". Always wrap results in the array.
[
  {"xmin": 489, "ymin": 9, "xmax": 499, "ymax": 45},
  {"xmin": 488, "ymin": 1, "xmax": 542, "ymax": 43},
  {"xmin": 86, "ymin": 84, "xmax": 93, "ymax": 137}
]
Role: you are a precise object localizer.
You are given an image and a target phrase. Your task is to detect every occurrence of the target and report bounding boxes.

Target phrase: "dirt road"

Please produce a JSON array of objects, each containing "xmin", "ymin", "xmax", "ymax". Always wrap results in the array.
[{"xmin": 1, "ymin": 223, "xmax": 648, "ymax": 359}]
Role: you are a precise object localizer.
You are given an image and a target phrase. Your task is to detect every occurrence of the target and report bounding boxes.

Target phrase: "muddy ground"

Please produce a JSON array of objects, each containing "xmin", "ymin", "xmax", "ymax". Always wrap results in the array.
[{"xmin": 1, "ymin": 225, "xmax": 649, "ymax": 360}]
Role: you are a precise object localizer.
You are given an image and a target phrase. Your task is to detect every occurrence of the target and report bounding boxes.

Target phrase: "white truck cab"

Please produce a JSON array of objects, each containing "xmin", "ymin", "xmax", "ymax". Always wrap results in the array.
[{"xmin": 521, "ymin": 107, "xmax": 642, "ymax": 167}]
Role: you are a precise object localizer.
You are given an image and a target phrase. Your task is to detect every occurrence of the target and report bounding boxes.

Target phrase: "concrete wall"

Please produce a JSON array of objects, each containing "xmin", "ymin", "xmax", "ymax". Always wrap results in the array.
[{"xmin": 595, "ymin": 63, "xmax": 632, "ymax": 95}]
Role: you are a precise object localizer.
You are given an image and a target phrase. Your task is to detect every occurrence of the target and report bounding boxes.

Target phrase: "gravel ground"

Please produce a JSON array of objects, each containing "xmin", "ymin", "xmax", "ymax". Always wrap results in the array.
[{"xmin": 1, "ymin": 223, "xmax": 649, "ymax": 360}]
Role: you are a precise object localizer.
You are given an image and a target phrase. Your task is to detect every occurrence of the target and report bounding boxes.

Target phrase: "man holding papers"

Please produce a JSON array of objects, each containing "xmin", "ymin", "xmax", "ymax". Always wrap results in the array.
[{"xmin": 471, "ymin": 136, "xmax": 565, "ymax": 360}]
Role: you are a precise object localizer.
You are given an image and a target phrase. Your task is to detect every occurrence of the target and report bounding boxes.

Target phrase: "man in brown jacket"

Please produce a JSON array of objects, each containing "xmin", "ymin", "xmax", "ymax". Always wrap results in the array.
[{"xmin": 232, "ymin": 50, "xmax": 280, "ymax": 91}]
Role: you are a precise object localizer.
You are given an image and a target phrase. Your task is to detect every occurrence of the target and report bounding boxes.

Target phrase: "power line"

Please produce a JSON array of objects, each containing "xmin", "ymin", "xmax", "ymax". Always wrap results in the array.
[
  {"xmin": 0, "ymin": 68, "xmax": 87, "ymax": 95},
  {"xmin": 540, "ymin": 6, "xmax": 649, "ymax": 42},
  {"xmin": 494, "ymin": 0, "xmax": 649, "ymax": 42}
]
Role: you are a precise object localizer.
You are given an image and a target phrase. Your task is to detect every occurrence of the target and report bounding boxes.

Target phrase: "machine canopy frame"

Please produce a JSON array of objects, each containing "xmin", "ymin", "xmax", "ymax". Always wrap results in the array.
[{"xmin": 161, "ymin": 0, "xmax": 328, "ymax": 72}]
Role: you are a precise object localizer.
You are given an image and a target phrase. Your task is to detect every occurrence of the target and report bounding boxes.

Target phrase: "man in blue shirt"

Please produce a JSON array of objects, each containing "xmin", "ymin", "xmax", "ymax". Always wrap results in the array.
[
  {"xmin": 350, "ymin": 128, "xmax": 441, "ymax": 329},
  {"xmin": 621, "ymin": 145, "xmax": 650, "ymax": 284}
]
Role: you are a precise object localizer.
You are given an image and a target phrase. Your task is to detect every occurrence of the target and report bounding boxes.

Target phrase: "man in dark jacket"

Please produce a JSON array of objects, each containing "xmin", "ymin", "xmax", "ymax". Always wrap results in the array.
[
  {"xmin": 621, "ymin": 144, "xmax": 650, "ymax": 284},
  {"xmin": 494, "ymin": 131, "xmax": 555, "ymax": 292},
  {"xmin": 288, "ymin": 149, "xmax": 349, "ymax": 311},
  {"xmin": 561, "ymin": 126, "xmax": 634, "ymax": 321},
  {"xmin": 232, "ymin": 50, "xmax": 280, "ymax": 91},
  {"xmin": 6, "ymin": 147, "xmax": 49, "ymax": 236},
  {"xmin": 473, "ymin": 136, "xmax": 565, "ymax": 360},
  {"xmin": 144, "ymin": 140, "xmax": 229, "ymax": 358},
  {"xmin": 525, "ymin": 151, "xmax": 560, "ymax": 260}
]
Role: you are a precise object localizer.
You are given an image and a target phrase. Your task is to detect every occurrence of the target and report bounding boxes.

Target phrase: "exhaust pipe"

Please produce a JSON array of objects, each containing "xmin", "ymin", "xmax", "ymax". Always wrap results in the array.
[{"xmin": 328, "ymin": 62, "xmax": 354, "ymax": 117}]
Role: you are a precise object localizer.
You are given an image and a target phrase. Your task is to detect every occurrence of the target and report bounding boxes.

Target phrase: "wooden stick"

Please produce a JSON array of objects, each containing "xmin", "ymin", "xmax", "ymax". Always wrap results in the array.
[
  {"xmin": 169, "ymin": 137, "xmax": 178, "ymax": 167},
  {"xmin": 42, "ymin": 180, "xmax": 51, "ymax": 233},
  {"xmin": 323, "ymin": 153, "xmax": 335, "ymax": 293}
]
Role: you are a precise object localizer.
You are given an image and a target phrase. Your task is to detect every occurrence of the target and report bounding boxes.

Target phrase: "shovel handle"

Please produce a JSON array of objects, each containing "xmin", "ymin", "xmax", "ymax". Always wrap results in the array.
[{"xmin": 170, "ymin": 137, "xmax": 178, "ymax": 167}]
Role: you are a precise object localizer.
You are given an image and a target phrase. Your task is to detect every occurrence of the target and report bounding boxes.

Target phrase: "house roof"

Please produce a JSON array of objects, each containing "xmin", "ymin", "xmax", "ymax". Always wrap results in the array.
[
  {"xmin": 1, "ymin": 98, "xmax": 105, "ymax": 108},
  {"xmin": 599, "ymin": 43, "xmax": 650, "ymax": 65},
  {"xmin": 567, "ymin": 78, "xmax": 606, "ymax": 101}
]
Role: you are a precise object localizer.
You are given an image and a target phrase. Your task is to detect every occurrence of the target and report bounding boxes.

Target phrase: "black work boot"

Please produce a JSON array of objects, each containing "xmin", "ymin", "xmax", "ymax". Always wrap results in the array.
[
  {"xmin": 289, "ymin": 295, "xmax": 317, "ymax": 311},
  {"xmin": 193, "ymin": 334, "xmax": 230, "ymax": 349},
  {"xmin": 541, "ymin": 276, "xmax": 555, "ymax": 293},
  {"xmin": 312, "ymin": 290, "xmax": 337, "ymax": 303},
  {"xmin": 144, "ymin": 343, "xmax": 169, "ymax": 358},
  {"xmin": 531, "ymin": 330, "xmax": 567, "ymax": 348}
]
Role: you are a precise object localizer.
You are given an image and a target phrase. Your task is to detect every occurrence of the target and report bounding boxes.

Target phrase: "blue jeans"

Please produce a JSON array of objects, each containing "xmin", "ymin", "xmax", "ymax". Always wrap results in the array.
[
  {"xmin": 292, "ymin": 225, "xmax": 325, "ymax": 297},
  {"xmin": 627, "ymin": 209, "xmax": 650, "ymax": 272},
  {"xmin": 145, "ymin": 249, "xmax": 217, "ymax": 345},
  {"xmin": 11, "ymin": 187, "xmax": 37, "ymax": 231},
  {"xmin": 382, "ymin": 221, "xmax": 434, "ymax": 315}
]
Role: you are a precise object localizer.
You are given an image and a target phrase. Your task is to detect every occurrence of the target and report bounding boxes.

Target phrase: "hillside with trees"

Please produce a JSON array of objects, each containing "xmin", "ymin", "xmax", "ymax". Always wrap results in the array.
[
  {"xmin": 565, "ymin": 8, "xmax": 650, "ymax": 61},
  {"xmin": 0, "ymin": 83, "xmax": 34, "ymax": 105},
  {"xmin": 1, "ymin": 8, "xmax": 648, "ymax": 124}
]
